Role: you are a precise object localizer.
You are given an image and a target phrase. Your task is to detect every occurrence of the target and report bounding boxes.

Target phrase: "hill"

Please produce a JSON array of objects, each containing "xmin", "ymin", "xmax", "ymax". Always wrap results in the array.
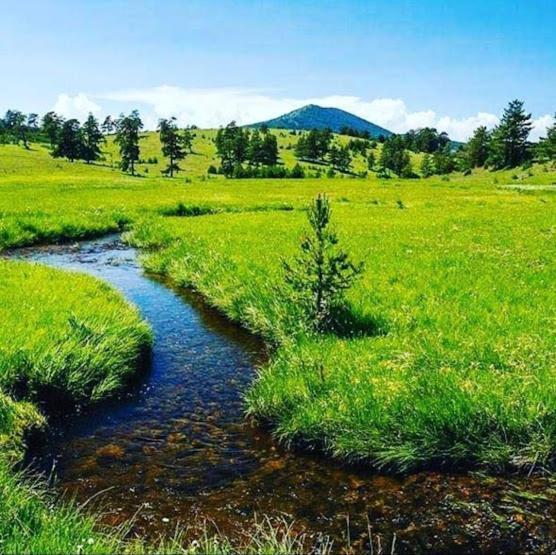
[{"xmin": 249, "ymin": 104, "xmax": 393, "ymax": 137}]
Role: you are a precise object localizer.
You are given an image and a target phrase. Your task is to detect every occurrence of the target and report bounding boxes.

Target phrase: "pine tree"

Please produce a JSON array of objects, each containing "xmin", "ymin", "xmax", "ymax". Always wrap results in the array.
[
  {"xmin": 158, "ymin": 117, "xmax": 186, "ymax": 177},
  {"xmin": 261, "ymin": 132, "xmax": 278, "ymax": 165},
  {"xmin": 41, "ymin": 112, "xmax": 64, "ymax": 148},
  {"xmin": 466, "ymin": 126, "xmax": 490, "ymax": 167},
  {"xmin": 101, "ymin": 115, "xmax": 115, "ymax": 135},
  {"xmin": 215, "ymin": 121, "xmax": 249, "ymax": 176},
  {"xmin": 114, "ymin": 110, "xmax": 143, "ymax": 175},
  {"xmin": 283, "ymin": 194, "xmax": 363, "ymax": 332},
  {"xmin": 329, "ymin": 144, "xmax": 352, "ymax": 172},
  {"xmin": 380, "ymin": 135, "xmax": 411, "ymax": 176},
  {"xmin": 182, "ymin": 127, "xmax": 194, "ymax": 153},
  {"xmin": 81, "ymin": 113, "xmax": 104, "ymax": 164},
  {"xmin": 52, "ymin": 119, "xmax": 83, "ymax": 162},
  {"xmin": 488, "ymin": 99, "xmax": 532, "ymax": 169},
  {"xmin": 247, "ymin": 129, "xmax": 264, "ymax": 166}
]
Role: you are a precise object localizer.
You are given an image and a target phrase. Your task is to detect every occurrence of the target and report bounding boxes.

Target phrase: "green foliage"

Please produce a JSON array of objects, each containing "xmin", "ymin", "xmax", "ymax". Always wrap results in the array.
[
  {"xmin": 51, "ymin": 118, "xmax": 83, "ymax": 162},
  {"xmin": 41, "ymin": 111, "xmax": 64, "ymax": 147},
  {"xmin": 488, "ymin": 99, "xmax": 533, "ymax": 169},
  {"xmin": 214, "ymin": 121, "xmax": 249, "ymax": 176},
  {"xmin": 294, "ymin": 128, "xmax": 333, "ymax": 162},
  {"xmin": 81, "ymin": 113, "xmax": 104, "ymax": 164},
  {"xmin": 432, "ymin": 145, "xmax": 456, "ymax": 175},
  {"xmin": 465, "ymin": 125, "xmax": 490, "ymax": 168},
  {"xmin": 420, "ymin": 153, "xmax": 434, "ymax": 177},
  {"xmin": 403, "ymin": 127, "xmax": 450, "ymax": 153},
  {"xmin": 328, "ymin": 144, "xmax": 352, "ymax": 173},
  {"xmin": 158, "ymin": 117, "xmax": 187, "ymax": 177},
  {"xmin": 380, "ymin": 135, "xmax": 411, "ymax": 176},
  {"xmin": 283, "ymin": 194, "xmax": 363, "ymax": 332},
  {"xmin": 114, "ymin": 110, "xmax": 143, "ymax": 175}
]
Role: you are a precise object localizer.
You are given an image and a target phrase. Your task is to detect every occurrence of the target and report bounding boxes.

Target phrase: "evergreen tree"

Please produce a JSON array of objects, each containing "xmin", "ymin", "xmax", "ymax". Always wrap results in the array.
[
  {"xmin": 81, "ymin": 113, "xmax": 104, "ymax": 164},
  {"xmin": 465, "ymin": 126, "xmax": 490, "ymax": 167},
  {"xmin": 101, "ymin": 115, "xmax": 115, "ymax": 135},
  {"xmin": 433, "ymin": 145, "xmax": 456, "ymax": 174},
  {"xmin": 3, "ymin": 110, "xmax": 27, "ymax": 146},
  {"xmin": 329, "ymin": 144, "xmax": 352, "ymax": 172},
  {"xmin": 182, "ymin": 127, "xmax": 194, "ymax": 153},
  {"xmin": 158, "ymin": 117, "xmax": 186, "ymax": 177},
  {"xmin": 283, "ymin": 194, "xmax": 363, "ymax": 332},
  {"xmin": 380, "ymin": 135, "xmax": 411, "ymax": 176},
  {"xmin": 294, "ymin": 129, "xmax": 332, "ymax": 162},
  {"xmin": 367, "ymin": 151, "xmax": 376, "ymax": 170},
  {"xmin": 261, "ymin": 132, "xmax": 278, "ymax": 165},
  {"xmin": 215, "ymin": 121, "xmax": 249, "ymax": 176},
  {"xmin": 420, "ymin": 153, "xmax": 434, "ymax": 177},
  {"xmin": 536, "ymin": 115, "xmax": 556, "ymax": 162},
  {"xmin": 41, "ymin": 111, "xmax": 64, "ymax": 147},
  {"xmin": 114, "ymin": 110, "xmax": 143, "ymax": 175},
  {"xmin": 247, "ymin": 129, "xmax": 265, "ymax": 166},
  {"xmin": 488, "ymin": 99, "xmax": 532, "ymax": 169},
  {"xmin": 52, "ymin": 119, "xmax": 83, "ymax": 162}
]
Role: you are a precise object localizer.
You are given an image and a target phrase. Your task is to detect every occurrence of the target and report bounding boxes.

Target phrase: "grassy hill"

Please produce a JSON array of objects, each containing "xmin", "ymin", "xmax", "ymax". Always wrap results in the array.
[{"xmin": 100, "ymin": 127, "xmax": 380, "ymax": 177}]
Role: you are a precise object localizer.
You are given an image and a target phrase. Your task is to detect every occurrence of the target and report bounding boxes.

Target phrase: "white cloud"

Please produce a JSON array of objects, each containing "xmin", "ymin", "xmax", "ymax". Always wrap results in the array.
[
  {"xmin": 56, "ymin": 86, "xmax": 552, "ymax": 142},
  {"xmin": 531, "ymin": 114, "xmax": 555, "ymax": 141},
  {"xmin": 53, "ymin": 93, "xmax": 101, "ymax": 121},
  {"xmin": 98, "ymin": 86, "xmax": 505, "ymax": 140}
]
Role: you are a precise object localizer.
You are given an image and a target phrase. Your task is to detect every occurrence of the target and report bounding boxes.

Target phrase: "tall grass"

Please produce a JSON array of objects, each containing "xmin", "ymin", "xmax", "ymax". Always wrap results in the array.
[
  {"xmin": 0, "ymin": 261, "xmax": 152, "ymax": 404},
  {"xmin": 127, "ymin": 185, "xmax": 556, "ymax": 471}
]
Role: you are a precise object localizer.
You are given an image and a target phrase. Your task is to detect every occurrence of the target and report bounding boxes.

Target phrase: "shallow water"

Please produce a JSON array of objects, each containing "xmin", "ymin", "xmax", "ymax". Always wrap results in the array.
[{"xmin": 18, "ymin": 237, "xmax": 556, "ymax": 553}]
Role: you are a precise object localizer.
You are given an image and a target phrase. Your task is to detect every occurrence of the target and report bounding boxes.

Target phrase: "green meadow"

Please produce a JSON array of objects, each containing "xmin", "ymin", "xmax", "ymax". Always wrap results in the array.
[{"xmin": 1, "ymin": 134, "xmax": 555, "ymax": 552}]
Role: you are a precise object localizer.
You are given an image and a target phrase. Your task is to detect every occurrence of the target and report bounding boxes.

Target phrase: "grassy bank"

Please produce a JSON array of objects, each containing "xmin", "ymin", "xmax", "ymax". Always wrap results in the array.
[
  {"xmin": 127, "ymin": 179, "xmax": 556, "ymax": 471},
  {"xmin": 0, "ymin": 260, "xmax": 152, "ymax": 553}
]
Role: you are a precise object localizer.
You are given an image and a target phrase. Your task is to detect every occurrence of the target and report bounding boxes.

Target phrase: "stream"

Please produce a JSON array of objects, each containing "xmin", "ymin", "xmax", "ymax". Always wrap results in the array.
[{"xmin": 17, "ymin": 236, "xmax": 556, "ymax": 553}]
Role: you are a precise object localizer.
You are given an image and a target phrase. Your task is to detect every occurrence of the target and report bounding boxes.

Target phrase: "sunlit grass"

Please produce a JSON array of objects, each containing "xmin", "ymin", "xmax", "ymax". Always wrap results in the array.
[
  {"xmin": 128, "ymin": 182, "xmax": 556, "ymax": 471},
  {"xmin": 0, "ymin": 138, "xmax": 555, "ymax": 551}
]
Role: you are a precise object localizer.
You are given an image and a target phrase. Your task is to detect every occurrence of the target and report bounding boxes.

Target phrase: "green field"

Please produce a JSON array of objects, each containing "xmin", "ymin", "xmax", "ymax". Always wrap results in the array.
[{"xmin": 1, "ymin": 135, "xmax": 556, "ymax": 552}]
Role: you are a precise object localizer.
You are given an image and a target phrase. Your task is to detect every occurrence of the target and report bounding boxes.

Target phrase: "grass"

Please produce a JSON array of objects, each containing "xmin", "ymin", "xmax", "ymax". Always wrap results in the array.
[
  {"xmin": 0, "ymin": 137, "xmax": 555, "ymax": 550},
  {"xmin": 0, "ymin": 260, "xmax": 152, "ymax": 553},
  {"xmin": 127, "ymin": 182, "xmax": 556, "ymax": 471},
  {"xmin": 0, "ymin": 260, "xmax": 152, "ymax": 404}
]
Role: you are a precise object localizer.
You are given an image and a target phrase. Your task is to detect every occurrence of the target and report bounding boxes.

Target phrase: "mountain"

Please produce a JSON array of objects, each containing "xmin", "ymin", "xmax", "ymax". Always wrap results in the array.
[{"xmin": 248, "ymin": 104, "xmax": 393, "ymax": 138}]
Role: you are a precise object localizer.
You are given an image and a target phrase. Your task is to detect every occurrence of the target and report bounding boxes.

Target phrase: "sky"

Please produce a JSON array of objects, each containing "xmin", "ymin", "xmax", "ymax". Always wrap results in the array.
[{"xmin": 0, "ymin": 0, "xmax": 554, "ymax": 140}]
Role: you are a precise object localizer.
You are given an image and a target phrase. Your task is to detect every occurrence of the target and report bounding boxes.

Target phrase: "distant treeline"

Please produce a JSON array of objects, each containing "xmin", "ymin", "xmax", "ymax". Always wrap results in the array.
[
  {"xmin": 1, "ymin": 99, "xmax": 554, "ymax": 179},
  {"xmin": 378, "ymin": 100, "xmax": 555, "ymax": 177}
]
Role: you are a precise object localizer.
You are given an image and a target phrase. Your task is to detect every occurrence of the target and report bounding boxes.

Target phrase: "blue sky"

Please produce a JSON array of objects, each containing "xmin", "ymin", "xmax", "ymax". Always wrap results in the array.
[{"xmin": 1, "ymin": 0, "xmax": 554, "ymax": 139}]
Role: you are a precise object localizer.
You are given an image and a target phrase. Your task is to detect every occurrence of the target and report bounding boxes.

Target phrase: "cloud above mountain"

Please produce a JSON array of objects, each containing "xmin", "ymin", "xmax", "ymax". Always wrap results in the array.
[{"xmin": 52, "ymin": 86, "xmax": 553, "ymax": 141}]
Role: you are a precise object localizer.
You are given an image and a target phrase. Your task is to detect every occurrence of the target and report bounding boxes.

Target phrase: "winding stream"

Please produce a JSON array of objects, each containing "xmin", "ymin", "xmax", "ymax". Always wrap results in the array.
[{"xmin": 18, "ymin": 237, "xmax": 556, "ymax": 553}]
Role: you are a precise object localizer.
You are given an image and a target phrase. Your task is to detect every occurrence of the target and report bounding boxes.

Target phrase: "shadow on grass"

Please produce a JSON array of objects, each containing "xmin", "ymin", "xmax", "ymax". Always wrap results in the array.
[{"xmin": 328, "ymin": 305, "xmax": 389, "ymax": 338}]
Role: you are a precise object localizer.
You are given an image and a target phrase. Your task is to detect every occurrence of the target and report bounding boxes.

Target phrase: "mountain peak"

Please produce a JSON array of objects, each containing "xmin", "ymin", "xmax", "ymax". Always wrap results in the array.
[{"xmin": 249, "ymin": 104, "xmax": 392, "ymax": 137}]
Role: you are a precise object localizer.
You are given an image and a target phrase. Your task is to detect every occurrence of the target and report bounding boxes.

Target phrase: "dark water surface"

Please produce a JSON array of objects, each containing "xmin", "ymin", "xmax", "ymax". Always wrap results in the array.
[{"xmin": 18, "ymin": 237, "xmax": 556, "ymax": 553}]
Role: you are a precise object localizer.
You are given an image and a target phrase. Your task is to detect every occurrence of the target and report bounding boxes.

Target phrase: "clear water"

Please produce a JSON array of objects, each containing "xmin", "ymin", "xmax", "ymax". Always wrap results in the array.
[{"xmin": 19, "ymin": 237, "xmax": 556, "ymax": 553}]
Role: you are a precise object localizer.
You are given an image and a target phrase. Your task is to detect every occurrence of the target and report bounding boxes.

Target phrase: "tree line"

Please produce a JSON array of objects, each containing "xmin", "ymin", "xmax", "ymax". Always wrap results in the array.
[
  {"xmin": 1, "ymin": 99, "xmax": 554, "ymax": 180},
  {"xmin": 214, "ymin": 121, "xmax": 280, "ymax": 177},
  {"xmin": 378, "ymin": 100, "xmax": 555, "ymax": 178},
  {"xmin": 0, "ymin": 108, "xmax": 198, "ymax": 177}
]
